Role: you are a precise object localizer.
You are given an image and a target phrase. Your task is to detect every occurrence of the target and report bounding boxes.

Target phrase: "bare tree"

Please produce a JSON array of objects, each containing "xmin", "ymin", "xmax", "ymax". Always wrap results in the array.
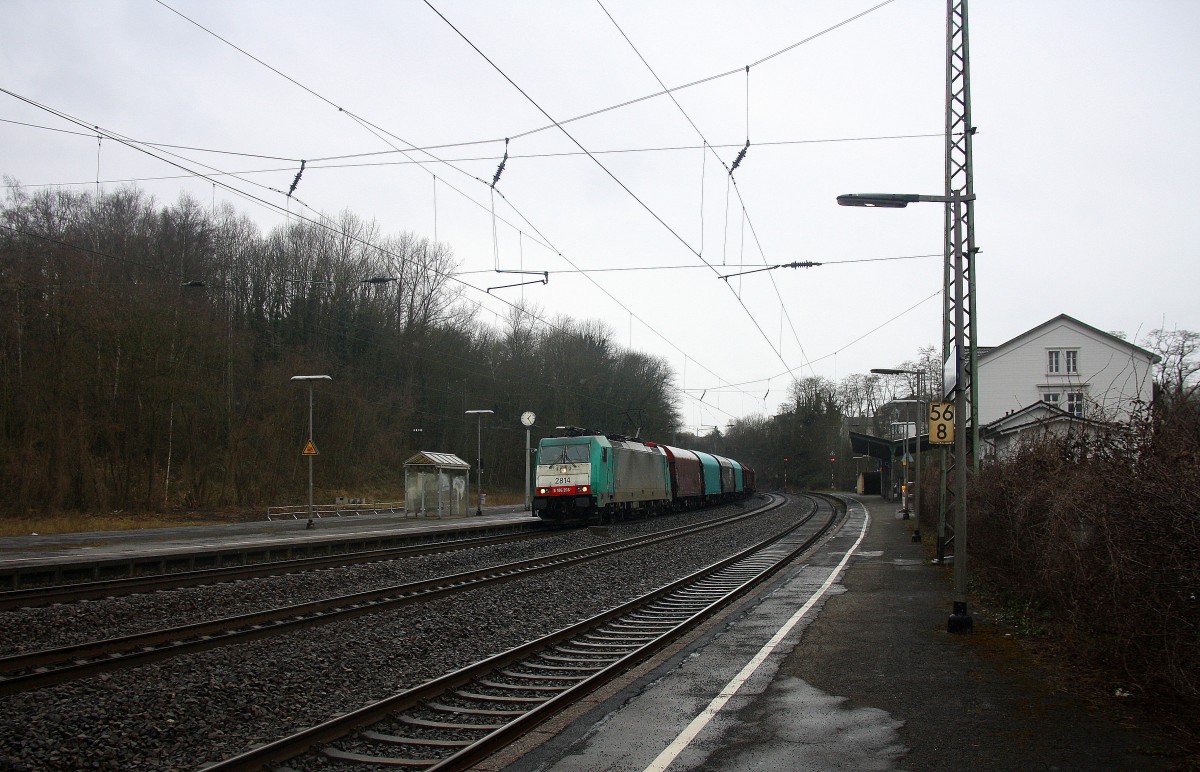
[{"xmin": 1145, "ymin": 327, "xmax": 1200, "ymax": 402}]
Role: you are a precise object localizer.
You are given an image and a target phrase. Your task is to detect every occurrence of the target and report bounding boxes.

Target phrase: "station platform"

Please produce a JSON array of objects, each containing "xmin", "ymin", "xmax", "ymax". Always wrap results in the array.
[
  {"xmin": 496, "ymin": 495, "xmax": 1172, "ymax": 772},
  {"xmin": 0, "ymin": 506, "xmax": 539, "ymax": 585}
]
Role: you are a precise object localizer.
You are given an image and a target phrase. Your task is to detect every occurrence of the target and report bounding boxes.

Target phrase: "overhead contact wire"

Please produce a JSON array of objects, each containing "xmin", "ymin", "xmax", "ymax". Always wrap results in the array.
[{"xmin": 423, "ymin": 0, "xmax": 795, "ymax": 411}]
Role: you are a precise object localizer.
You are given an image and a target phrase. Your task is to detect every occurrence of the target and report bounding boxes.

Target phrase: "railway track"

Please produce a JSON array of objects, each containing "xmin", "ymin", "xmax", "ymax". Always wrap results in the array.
[
  {"xmin": 204, "ymin": 493, "xmax": 841, "ymax": 770},
  {"xmin": 0, "ymin": 496, "xmax": 787, "ymax": 697},
  {"xmin": 0, "ymin": 527, "xmax": 558, "ymax": 611}
]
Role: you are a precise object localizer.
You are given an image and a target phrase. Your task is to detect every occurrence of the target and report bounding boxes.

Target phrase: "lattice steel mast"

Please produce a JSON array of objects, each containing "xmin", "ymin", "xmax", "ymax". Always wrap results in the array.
[{"xmin": 938, "ymin": 0, "xmax": 977, "ymax": 632}]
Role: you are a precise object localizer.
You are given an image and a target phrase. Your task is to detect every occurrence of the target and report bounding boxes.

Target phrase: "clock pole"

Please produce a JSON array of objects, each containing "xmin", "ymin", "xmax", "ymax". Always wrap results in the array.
[{"xmin": 521, "ymin": 411, "xmax": 536, "ymax": 512}]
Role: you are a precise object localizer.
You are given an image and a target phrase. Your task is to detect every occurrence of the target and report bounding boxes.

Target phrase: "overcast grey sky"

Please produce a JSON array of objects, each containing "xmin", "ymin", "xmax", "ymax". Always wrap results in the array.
[{"xmin": 3, "ymin": 1, "xmax": 1197, "ymax": 431}]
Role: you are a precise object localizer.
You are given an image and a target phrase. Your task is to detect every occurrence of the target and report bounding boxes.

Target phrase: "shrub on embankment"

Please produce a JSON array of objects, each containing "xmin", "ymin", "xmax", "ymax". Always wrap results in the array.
[{"xmin": 969, "ymin": 398, "xmax": 1199, "ymax": 712}]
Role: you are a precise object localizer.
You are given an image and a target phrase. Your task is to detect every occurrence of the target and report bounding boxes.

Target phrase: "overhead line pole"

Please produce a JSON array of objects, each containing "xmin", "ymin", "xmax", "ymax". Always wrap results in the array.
[{"xmin": 942, "ymin": 0, "xmax": 976, "ymax": 633}]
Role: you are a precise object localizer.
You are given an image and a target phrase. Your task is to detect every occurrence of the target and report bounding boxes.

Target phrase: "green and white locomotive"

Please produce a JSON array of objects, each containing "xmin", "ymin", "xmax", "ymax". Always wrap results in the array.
[{"xmin": 532, "ymin": 428, "xmax": 754, "ymax": 523}]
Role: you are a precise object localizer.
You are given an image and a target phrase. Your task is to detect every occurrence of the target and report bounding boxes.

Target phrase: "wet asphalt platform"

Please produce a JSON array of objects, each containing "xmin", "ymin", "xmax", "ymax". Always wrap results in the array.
[{"xmin": 495, "ymin": 495, "xmax": 1171, "ymax": 772}]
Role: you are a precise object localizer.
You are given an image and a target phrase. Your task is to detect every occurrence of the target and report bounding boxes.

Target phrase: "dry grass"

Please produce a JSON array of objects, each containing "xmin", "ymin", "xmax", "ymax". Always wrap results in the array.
[
  {"xmin": 0, "ymin": 488, "xmax": 532, "ymax": 537},
  {"xmin": 0, "ymin": 509, "xmax": 265, "ymax": 537}
]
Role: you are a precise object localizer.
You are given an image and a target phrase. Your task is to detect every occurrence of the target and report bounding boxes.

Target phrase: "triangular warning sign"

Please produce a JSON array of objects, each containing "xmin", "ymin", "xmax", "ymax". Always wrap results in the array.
[{"xmin": 301, "ymin": 439, "xmax": 319, "ymax": 456}]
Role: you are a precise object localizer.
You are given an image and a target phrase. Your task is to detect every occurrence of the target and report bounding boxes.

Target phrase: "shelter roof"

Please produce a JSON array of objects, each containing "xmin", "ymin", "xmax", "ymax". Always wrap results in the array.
[{"xmin": 403, "ymin": 452, "xmax": 469, "ymax": 469}]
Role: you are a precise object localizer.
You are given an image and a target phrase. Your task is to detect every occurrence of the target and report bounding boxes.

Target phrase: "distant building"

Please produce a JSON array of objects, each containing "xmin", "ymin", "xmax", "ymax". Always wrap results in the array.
[{"xmin": 977, "ymin": 314, "xmax": 1159, "ymax": 456}]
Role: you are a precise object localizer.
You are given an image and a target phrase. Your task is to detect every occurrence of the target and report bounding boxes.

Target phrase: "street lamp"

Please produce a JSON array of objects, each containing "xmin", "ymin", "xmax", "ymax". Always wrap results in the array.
[
  {"xmin": 887, "ymin": 421, "xmax": 913, "ymax": 518},
  {"xmin": 872, "ymin": 368, "xmax": 926, "ymax": 543},
  {"xmin": 844, "ymin": 191, "xmax": 975, "ymax": 634},
  {"xmin": 290, "ymin": 375, "xmax": 332, "ymax": 529},
  {"xmin": 465, "ymin": 409, "xmax": 494, "ymax": 515}
]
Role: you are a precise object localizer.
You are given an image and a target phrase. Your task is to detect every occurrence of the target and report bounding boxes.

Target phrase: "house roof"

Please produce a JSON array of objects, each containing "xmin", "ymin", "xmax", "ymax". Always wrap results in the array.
[
  {"xmin": 979, "ymin": 314, "xmax": 1160, "ymax": 364},
  {"xmin": 980, "ymin": 400, "xmax": 1108, "ymax": 439}
]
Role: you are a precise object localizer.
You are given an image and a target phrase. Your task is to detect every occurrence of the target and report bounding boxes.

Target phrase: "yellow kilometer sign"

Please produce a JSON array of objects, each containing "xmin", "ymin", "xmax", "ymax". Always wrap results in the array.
[
  {"xmin": 301, "ymin": 439, "xmax": 319, "ymax": 456},
  {"xmin": 928, "ymin": 402, "xmax": 955, "ymax": 445}
]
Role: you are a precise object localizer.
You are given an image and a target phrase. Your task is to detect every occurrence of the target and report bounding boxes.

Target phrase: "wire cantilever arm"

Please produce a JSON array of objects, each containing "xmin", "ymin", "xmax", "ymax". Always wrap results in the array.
[
  {"xmin": 718, "ymin": 261, "xmax": 821, "ymax": 281},
  {"xmin": 487, "ymin": 272, "xmax": 548, "ymax": 294}
]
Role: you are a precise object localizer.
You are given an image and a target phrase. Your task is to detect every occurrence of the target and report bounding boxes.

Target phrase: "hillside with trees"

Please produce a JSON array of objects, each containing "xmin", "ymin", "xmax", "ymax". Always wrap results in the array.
[{"xmin": 0, "ymin": 181, "xmax": 681, "ymax": 516}]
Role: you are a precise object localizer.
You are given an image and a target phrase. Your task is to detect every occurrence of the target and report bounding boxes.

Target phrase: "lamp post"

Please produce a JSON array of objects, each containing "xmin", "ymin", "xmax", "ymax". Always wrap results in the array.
[
  {"xmin": 465, "ymin": 409, "xmax": 494, "ymax": 515},
  {"xmin": 290, "ymin": 375, "xmax": 332, "ymax": 529},
  {"xmin": 873, "ymin": 368, "xmax": 926, "ymax": 542},
  {"xmin": 842, "ymin": 192, "xmax": 974, "ymax": 633},
  {"xmin": 888, "ymin": 422, "xmax": 911, "ymax": 517}
]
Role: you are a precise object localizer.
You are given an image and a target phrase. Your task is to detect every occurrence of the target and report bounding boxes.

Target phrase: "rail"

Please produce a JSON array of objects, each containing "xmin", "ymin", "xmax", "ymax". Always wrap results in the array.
[
  {"xmin": 0, "ymin": 497, "xmax": 785, "ymax": 696},
  {"xmin": 205, "ymin": 493, "xmax": 842, "ymax": 770}
]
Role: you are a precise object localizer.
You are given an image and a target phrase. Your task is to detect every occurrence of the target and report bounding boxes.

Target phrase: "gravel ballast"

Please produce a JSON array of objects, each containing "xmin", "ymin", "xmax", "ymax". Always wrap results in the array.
[{"xmin": 0, "ymin": 499, "xmax": 813, "ymax": 770}]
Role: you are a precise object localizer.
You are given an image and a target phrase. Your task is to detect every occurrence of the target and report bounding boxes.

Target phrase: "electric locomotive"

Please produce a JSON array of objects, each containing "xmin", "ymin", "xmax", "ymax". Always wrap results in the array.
[
  {"xmin": 532, "ymin": 427, "xmax": 756, "ymax": 523},
  {"xmin": 532, "ymin": 428, "xmax": 670, "ymax": 522}
]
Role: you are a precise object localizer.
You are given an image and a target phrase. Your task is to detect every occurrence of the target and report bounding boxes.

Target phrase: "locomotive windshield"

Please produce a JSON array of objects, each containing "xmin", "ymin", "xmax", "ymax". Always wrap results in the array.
[{"xmin": 542, "ymin": 444, "xmax": 591, "ymax": 464}]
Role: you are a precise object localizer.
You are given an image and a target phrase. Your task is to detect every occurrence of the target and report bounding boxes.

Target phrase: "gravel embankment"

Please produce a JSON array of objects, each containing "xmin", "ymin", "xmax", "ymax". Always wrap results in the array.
[
  {"xmin": 0, "ymin": 500, "xmax": 809, "ymax": 771},
  {"xmin": 0, "ymin": 505, "xmax": 760, "ymax": 656}
]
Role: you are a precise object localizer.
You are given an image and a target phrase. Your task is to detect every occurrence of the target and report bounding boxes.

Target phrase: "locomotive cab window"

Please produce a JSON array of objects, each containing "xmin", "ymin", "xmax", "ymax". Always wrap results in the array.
[
  {"xmin": 602, "ymin": 448, "xmax": 608, "ymax": 463},
  {"xmin": 546, "ymin": 444, "xmax": 591, "ymax": 464}
]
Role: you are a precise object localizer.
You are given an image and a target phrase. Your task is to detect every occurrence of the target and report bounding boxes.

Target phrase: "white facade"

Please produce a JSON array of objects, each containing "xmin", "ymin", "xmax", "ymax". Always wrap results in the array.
[{"xmin": 977, "ymin": 314, "xmax": 1158, "ymax": 427}]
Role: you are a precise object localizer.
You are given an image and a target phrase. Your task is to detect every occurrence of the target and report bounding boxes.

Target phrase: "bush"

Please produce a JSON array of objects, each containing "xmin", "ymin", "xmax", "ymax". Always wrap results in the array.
[{"xmin": 970, "ymin": 398, "xmax": 1200, "ymax": 707}]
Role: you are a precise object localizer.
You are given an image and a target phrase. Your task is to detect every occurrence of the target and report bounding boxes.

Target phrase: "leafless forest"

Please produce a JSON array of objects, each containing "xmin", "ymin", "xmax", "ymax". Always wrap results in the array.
[{"xmin": 0, "ymin": 182, "xmax": 680, "ymax": 516}]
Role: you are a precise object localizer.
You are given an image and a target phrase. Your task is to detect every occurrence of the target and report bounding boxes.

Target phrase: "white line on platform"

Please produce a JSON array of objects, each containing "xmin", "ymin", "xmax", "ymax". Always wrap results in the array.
[{"xmin": 642, "ymin": 501, "xmax": 871, "ymax": 772}]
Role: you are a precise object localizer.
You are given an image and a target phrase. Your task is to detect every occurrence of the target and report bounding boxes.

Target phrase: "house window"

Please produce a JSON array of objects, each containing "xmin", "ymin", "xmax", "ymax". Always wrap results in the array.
[
  {"xmin": 1047, "ymin": 350, "xmax": 1061, "ymax": 373},
  {"xmin": 1042, "ymin": 393, "xmax": 1061, "ymax": 405},
  {"xmin": 1065, "ymin": 350, "xmax": 1078, "ymax": 373},
  {"xmin": 1066, "ymin": 392, "xmax": 1085, "ymax": 417}
]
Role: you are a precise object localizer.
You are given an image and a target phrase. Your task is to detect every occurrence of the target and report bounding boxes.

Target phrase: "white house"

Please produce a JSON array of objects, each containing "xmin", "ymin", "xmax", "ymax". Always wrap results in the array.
[{"xmin": 977, "ymin": 314, "xmax": 1159, "ymax": 455}]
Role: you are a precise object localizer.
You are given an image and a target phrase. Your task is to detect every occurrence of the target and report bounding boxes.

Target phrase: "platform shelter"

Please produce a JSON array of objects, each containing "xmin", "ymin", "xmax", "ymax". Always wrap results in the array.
[{"xmin": 403, "ymin": 452, "xmax": 470, "ymax": 517}]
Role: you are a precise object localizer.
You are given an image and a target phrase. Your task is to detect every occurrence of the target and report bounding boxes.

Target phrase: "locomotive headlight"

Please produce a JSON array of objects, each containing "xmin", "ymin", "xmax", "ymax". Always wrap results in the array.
[
  {"xmin": 558, "ymin": 465, "xmax": 568, "ymax": 474},
  {"xmin": 581, "ymin": 485, "xmax": 590, "ymax": 493}
]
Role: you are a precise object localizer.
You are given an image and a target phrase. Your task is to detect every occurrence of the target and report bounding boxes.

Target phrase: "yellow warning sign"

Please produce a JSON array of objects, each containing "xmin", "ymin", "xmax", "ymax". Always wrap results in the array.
[{"xmin": 301, "ymin": 439, "xmax": 319, "ymax": 456}]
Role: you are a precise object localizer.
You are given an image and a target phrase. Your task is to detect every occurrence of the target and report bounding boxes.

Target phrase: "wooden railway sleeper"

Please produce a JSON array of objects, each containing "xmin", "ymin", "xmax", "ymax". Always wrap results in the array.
[
  {"xmin": 537, "ymin": 656, "xmax": 615, "ymax": 666},
  {"xmin": 606, "ymin": 621, "xmax": 676, "ymax": 631},
  {"xmin": 499, "ymin": 669, "xmax": 589, "ymax": 680},
  {"xmin": 558, "ymin": 639, "xmax": 643, "ymax": 650},
  {"xmin": 323, "ymin": 746, "xmax": 438, "ymax": 766},
  {"xmin": 514, "ymin": 662, "xmax": 604, "ymax": 672},
  {"xmin": 479, "ymin": 679, "xmax": 571, "ymax": 691},
  {"xmin": 543, "ymin": 653, "xmax": 621, "ymax": 663},
  {"xmin": 426, "ymin": 701, "xmax": 527, "ymax": 717},
  {"xmin": 582, "ymin": 633, "xmax": 659, "ymax": 643},
  {"xmin": 399, "ymin": 715, "xmax": 505, "ymax": 731},
  {"xmin": 361, "ymin": 731, "xmax": 471, "ymax": 747},
  {"xmin": 454, "ymin": 690, "xmax": 549, "ymax": 704}
]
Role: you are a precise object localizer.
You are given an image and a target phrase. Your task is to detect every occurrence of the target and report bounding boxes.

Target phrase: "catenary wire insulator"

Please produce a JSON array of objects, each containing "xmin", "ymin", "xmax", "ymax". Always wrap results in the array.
[
  {"xmin": 287, "ymin": 159, "xmax": 306, "ymax": 197},
  {"xmin": 491, "ymin": 138, "xmax": 509, "ymax": 188}
]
